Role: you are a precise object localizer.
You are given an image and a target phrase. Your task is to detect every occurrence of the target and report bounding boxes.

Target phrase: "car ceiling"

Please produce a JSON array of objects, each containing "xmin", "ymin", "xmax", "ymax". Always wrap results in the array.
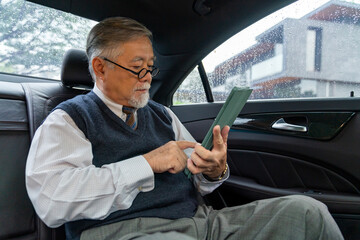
[{"xmin": 26, "ymin": 0, "xmax": 296, "ymax": 104}]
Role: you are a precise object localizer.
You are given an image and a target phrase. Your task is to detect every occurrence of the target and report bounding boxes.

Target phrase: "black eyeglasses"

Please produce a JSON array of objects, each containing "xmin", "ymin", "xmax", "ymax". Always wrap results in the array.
[{"xmin": 102, "ymin": 57, "xmax": 159, "ymax": 79}]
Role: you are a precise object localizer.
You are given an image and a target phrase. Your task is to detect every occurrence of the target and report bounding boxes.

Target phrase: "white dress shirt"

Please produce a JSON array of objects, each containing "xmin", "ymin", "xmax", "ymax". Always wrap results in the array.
[{"xmin": 25, "ymin": 85, "xmax": 229, "ymax": 228}]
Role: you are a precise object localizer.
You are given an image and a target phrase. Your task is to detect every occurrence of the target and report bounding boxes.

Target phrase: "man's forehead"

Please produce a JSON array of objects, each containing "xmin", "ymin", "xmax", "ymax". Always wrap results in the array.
[{"xmin": 116, "ymin": 37, "xmax": 155, "ymax": 61}]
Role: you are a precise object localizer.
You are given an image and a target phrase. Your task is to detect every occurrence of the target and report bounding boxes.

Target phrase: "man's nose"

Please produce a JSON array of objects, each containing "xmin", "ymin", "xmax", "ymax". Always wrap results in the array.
[{"xmin": 140, "ymin": 71, "xmax": 152, "ymax": 82}]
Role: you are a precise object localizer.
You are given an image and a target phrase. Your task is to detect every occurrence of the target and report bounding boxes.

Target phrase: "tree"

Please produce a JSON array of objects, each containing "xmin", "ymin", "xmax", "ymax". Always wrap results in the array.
[
  {"xmin": 173, "ymin": 68, "xmax": 207, "ymax": 104},
  {"xmin": 0, "ymin": 0, "xmax": 96, "ymax": 79}
]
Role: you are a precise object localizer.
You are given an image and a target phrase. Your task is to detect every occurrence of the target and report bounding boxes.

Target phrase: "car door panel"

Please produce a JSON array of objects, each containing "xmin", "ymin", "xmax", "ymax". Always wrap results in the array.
[
  {"xmin": 172, "ymin": 98, "xmax": 360, "ymax": 238},
  {"xmin": 225, "ymin": 150, "xmax": 360, "ymax": 213},
  {"xmin": 233, "ymin": 112, "xmax": 355, "ymax": 140},
  {"xmin": 172, "ymin": 100, "xmax": 360, "ymax": 185}
]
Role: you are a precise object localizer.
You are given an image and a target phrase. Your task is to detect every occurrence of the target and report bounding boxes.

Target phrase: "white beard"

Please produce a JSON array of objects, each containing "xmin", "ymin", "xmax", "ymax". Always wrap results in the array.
[{"xmin": 128, "ymin": 90, "xmax": 149, "ymax": 108}]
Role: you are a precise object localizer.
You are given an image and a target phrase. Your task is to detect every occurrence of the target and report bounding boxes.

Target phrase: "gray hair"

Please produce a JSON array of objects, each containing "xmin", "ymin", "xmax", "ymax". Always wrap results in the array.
[{"xmin": 86, "ymin": 17, "xmax": 153, "ymax": 81}]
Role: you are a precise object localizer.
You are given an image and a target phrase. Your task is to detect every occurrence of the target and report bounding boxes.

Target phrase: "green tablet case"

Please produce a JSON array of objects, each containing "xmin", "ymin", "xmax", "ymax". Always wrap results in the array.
[
  {"xmin": 201, "ymin": 87, "xmax": 253, "ymax": 150},
  {"xmin": 184, "ymin": 87, "xmax": 253, "ymax": 179}
]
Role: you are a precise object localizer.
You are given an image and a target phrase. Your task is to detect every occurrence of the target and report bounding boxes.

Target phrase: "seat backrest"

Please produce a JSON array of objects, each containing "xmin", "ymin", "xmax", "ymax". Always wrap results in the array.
[
  {"xmin": 23, "ymin": 49, "xmax": 94, "ymax": 138},
  {"xmin": 0, "ymin": 49, "xmax": 93, "ymax": 240}
]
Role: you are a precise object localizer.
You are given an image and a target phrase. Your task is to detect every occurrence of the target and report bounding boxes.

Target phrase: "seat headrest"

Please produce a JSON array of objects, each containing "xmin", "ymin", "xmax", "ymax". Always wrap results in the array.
[{"xmin": 61, "ymin": 49, "xmax": 94, "ymax": 89}]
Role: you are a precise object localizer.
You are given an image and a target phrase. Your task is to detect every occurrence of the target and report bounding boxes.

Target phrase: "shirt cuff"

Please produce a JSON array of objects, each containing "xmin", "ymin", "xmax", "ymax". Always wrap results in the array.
[{"xmin": 193, "ymin": 166, "xmax": 230, "ymax": 196}]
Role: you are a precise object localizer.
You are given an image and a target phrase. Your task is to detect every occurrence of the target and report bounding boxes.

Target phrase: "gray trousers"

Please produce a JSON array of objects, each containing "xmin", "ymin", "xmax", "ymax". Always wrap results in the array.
[{"xmin": 81, "ymin": 195, "xmax": 344, "ymax": 240}]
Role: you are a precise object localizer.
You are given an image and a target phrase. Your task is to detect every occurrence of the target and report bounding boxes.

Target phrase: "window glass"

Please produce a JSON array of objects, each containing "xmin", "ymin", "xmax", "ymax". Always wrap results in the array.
[
  {"xmin": 173, "ymin": 67, "xmax": 207, "ymax": 105},
  {"xmin": 0, "ymin": 0, "xmax": 97, "ymax": 80},
  {"xmin": 174, "ymin": 0, "xmax": 360, "ymax": 103},
  {"xmin": 306, "ymin": 27, "xmax": 322, "ymax": 72}
]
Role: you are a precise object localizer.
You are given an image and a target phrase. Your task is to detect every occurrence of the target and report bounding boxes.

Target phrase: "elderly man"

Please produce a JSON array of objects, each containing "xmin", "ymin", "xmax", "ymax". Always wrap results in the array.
[{"xmin": 26, "ymin": 17, "xmax": 343, "ymax": 240}]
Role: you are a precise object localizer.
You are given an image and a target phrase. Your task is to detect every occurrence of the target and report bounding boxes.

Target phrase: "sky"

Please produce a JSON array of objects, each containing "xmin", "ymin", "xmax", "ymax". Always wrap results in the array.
[{"xmin": 202, "ymin": 0, "xmax": 359, "ymax": 72}]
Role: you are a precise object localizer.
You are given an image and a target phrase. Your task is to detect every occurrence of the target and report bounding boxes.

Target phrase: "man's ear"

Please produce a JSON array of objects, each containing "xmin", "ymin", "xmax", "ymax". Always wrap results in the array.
[{"xmin": 92, "ymin": 57, "xmax": 105, "ymax": 81}]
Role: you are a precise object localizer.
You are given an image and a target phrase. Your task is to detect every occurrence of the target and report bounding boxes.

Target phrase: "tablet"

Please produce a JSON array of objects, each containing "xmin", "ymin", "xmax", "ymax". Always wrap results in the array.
[
  {"xmin": 184, "ymin": 87, "xmax": 252, "ymax": 179},
  {"xmin": 201, "ymin": 87, "xmax": 253, "ymax": 150}
]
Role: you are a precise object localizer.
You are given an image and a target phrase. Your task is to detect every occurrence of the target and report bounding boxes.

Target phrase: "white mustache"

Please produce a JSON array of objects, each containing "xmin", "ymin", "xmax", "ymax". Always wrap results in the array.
[{"xmin": 134, "ymin": 83, "xmax": 151, "ymax": 91}]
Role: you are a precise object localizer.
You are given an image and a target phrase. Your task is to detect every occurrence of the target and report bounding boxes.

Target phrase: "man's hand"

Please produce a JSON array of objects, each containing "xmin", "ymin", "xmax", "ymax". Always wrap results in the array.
[
  {"xmin": 187, "ymin": 125, "xmax": 230, "ymax": 179},
  {"xmin": 143, "ymin": 141, "xmax": 196, "ymax": 174}
]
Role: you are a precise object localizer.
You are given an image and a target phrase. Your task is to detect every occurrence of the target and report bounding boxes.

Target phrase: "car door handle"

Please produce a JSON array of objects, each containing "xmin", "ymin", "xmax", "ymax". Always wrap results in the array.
[{"xmin": 271, "ymin": 118, "xmax": 307, "ymax": 132}]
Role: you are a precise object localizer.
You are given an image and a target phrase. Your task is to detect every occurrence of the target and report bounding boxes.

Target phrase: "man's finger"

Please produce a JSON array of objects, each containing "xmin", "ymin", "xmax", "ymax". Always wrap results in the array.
[
  {"xmin": 193, "ymin": 144, "xmax": 212, "ymax": 162},
  {"xmin": 190, "ymin": 151, "xmax": 211, "ymax": 167},
  {"xmin": 221, "ymin": 125, "xmax": 230, "ymax": 146},
  {"xmin": 176, "ymin": 140, "xmax": 197, "ymax": 150},
  {"xmin": 187, "ymin": 158, "xmax": 203, "ymax": 175},
  {"xmin": 212, "ymin": 125, "xmax": 224, "ymax": 149}
]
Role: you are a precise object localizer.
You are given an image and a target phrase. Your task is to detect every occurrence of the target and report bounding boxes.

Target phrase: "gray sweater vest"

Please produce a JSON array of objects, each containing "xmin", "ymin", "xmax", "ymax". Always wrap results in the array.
[{"xmin": 54, "ymin": 91, "xmax": 198, "ymax": 240}]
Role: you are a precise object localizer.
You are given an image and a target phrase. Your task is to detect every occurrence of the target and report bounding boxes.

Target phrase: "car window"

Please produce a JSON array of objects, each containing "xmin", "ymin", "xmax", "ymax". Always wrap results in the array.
[
  {"xmin": 173, "ymin": 0, "xmax": 360, "ymax": 104},
  {"xmin": 0, "ymin": 0, "xmax": 97, "ymax": 80},
  {"xmin": 173, "ymin": 67, "xmax": 207, "ymax": 104}
]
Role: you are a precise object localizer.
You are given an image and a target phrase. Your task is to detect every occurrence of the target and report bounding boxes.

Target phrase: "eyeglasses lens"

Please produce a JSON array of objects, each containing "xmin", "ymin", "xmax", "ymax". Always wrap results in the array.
[{"xmin": 139, "ymin": 67, "xmax": 159, "ymax": 79}]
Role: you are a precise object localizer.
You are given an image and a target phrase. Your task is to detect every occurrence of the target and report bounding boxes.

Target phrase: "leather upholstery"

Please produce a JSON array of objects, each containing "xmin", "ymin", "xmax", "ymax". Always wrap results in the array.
[
  {"xmin": 0, "ymin": 81, "xmax": 25, "ymax": 100},
  {"xmin": 24, "ymin": 49, "xmax": 93, "ymax": 137},
  {"xmin": 22, "ymin": 50, "xmax": 93, "ymax": 239},
  {"xmin": 61, "ymin": 49, "xmax": 94, "ymax": 89},
  {"xmin": 0, "ymin": 83, "xmax": 35, "ymax": 239},
  {"xmin": 22, "ymin": 82, "xmax": 90, "ymax": 139},
  {"xmin": 1, "ymin": 49, "xmax": 92, "ymax": 239}
]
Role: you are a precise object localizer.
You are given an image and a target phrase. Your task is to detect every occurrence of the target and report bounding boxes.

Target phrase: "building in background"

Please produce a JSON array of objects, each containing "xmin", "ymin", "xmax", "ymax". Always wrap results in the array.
[{"xmin": 210, "ymin": 0, "xmax": 360, "ymax": 99}]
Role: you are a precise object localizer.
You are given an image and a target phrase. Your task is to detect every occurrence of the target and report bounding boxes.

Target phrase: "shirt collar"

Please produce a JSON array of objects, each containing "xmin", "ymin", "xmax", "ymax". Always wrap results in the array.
[{"xmin": 93, "ymin": 84, "xmax": 129, "ymax": 121}]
